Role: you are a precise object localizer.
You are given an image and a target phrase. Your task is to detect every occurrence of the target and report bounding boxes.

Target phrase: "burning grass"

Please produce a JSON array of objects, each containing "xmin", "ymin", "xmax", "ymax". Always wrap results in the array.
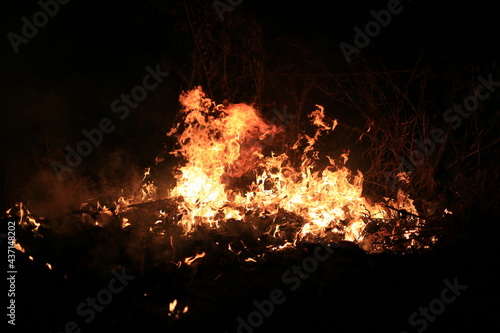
[
  {"xmin": 10, "ymin": 86, "xmax": 450, "ymax": 259},
  {"xmin": 3, "ymin": 87, "xmax": 463, "ymax": 331}
]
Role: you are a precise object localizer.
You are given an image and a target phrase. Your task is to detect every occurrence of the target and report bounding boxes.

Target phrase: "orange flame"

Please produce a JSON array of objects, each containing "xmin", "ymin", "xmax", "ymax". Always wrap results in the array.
[
  {"xmin": 183, "ymin": 252, "xmax": 206, "ymax": 265},
  {"xmin": 165, "ymin": 87, "xmax": 417, "ymax": 243}
]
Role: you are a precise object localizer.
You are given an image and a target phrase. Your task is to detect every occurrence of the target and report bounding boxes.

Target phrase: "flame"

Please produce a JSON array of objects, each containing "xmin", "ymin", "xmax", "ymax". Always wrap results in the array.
[
  {"xmin": 10, "ymin": 86, "xmax": 427, "ymax": 261},
  {"xmin": 169, "ymin": 299, "xmax": 177, "ymax": 312},
  {"xmin": 168, "ymin": 299, "xmax": 188, "ymax": 319},
  {"xmin": 183, "ymin": 252, "xmax": 206, "ymax": 265},
  {"xmin": 14, "ymin": 240, "xmax": 26, "ymax": 253},
  {"xmin": 121, "ymin": 218, "xmax": 131, "ymax": 229},
  {"xmin": 169, "ymin": 87, "xmax": 279, "ymax": 231},
  {"xmin": 166, "ymin": 87, "xmax": 417, "ymax": 243}
]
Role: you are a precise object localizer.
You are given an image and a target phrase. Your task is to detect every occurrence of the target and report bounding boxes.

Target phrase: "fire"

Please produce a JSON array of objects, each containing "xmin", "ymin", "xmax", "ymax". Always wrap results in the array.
[
  {"xmin": 169, "ymin": 299, "xmax": 177, "ymax": 312},
  {"xmin": 166, "ymin": 87, "xmax": 417, "ymax": 243},
  {"xmin": 168, "ymin": 299, "xmax": 188, "ymax": 319},
  {"xmin": 121, "ymin": 218, "xmax": 131, "ymax": 229},
  {"xmin": 183, "ymin": 252, "xmax": 206, "ymax": 265},
  {"xmin": 8, "ymin": 87, "xmax": 433, "ymax": 259},
  {"xmin": 14, "ymin": 240, "xmax": 26, "ymax": 253},
  {"xmin": 169, "ymin": 87, "xmax": 279, "ymax": 231}
]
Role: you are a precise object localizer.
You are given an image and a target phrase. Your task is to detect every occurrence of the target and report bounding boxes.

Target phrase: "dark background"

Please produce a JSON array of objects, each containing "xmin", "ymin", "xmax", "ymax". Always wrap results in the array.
[{"xmin": 1, "ymin": 0, "xmax": 499, "ymax": 332}]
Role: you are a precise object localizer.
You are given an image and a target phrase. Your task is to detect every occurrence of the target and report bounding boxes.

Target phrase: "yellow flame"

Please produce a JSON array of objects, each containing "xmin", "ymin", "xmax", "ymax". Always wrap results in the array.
[
  {"xmin": 165, "ymin": 87, "xmax": 418, "ymax": 243},
  {"xmin": 169, "ymin": 299, "xmax": 177, "ymax": 312},
  {"xmin": 184, "ymin": 252, "xmax": 206, "ymax": 265},
  {"xmin": 121, "ymin": 218, "xmax": 131, "ymax": 229},
  {"xmin": 14, "ymin": 240, "xmax": 25, "ymax": 253}
]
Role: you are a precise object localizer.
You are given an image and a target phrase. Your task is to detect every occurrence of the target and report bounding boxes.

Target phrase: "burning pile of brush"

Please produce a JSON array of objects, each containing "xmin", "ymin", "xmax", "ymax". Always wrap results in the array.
[{"xmin": 11, "ymin": 87, "xmax": 449, "ymax": 256}]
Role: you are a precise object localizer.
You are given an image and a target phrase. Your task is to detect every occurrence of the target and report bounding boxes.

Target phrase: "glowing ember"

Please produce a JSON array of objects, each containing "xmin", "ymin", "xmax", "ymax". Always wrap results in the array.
[
  {"xmin": 183, "ymin": 252, "xmax": 206, "ymax": 265},
  {"xmin": 169, "ymin": 299, "xmax": 177, "ymax": 312},
  {"xmin": 121, "ymin": 218, "xmax": 131, "ymax": 229},
  {"xmin": 168, "ymin": 299, "xmax": 188, "ymax": 319},
  {"xmin": 14, "ymin": 240, "xmax": 26, "ymax": 253}
]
